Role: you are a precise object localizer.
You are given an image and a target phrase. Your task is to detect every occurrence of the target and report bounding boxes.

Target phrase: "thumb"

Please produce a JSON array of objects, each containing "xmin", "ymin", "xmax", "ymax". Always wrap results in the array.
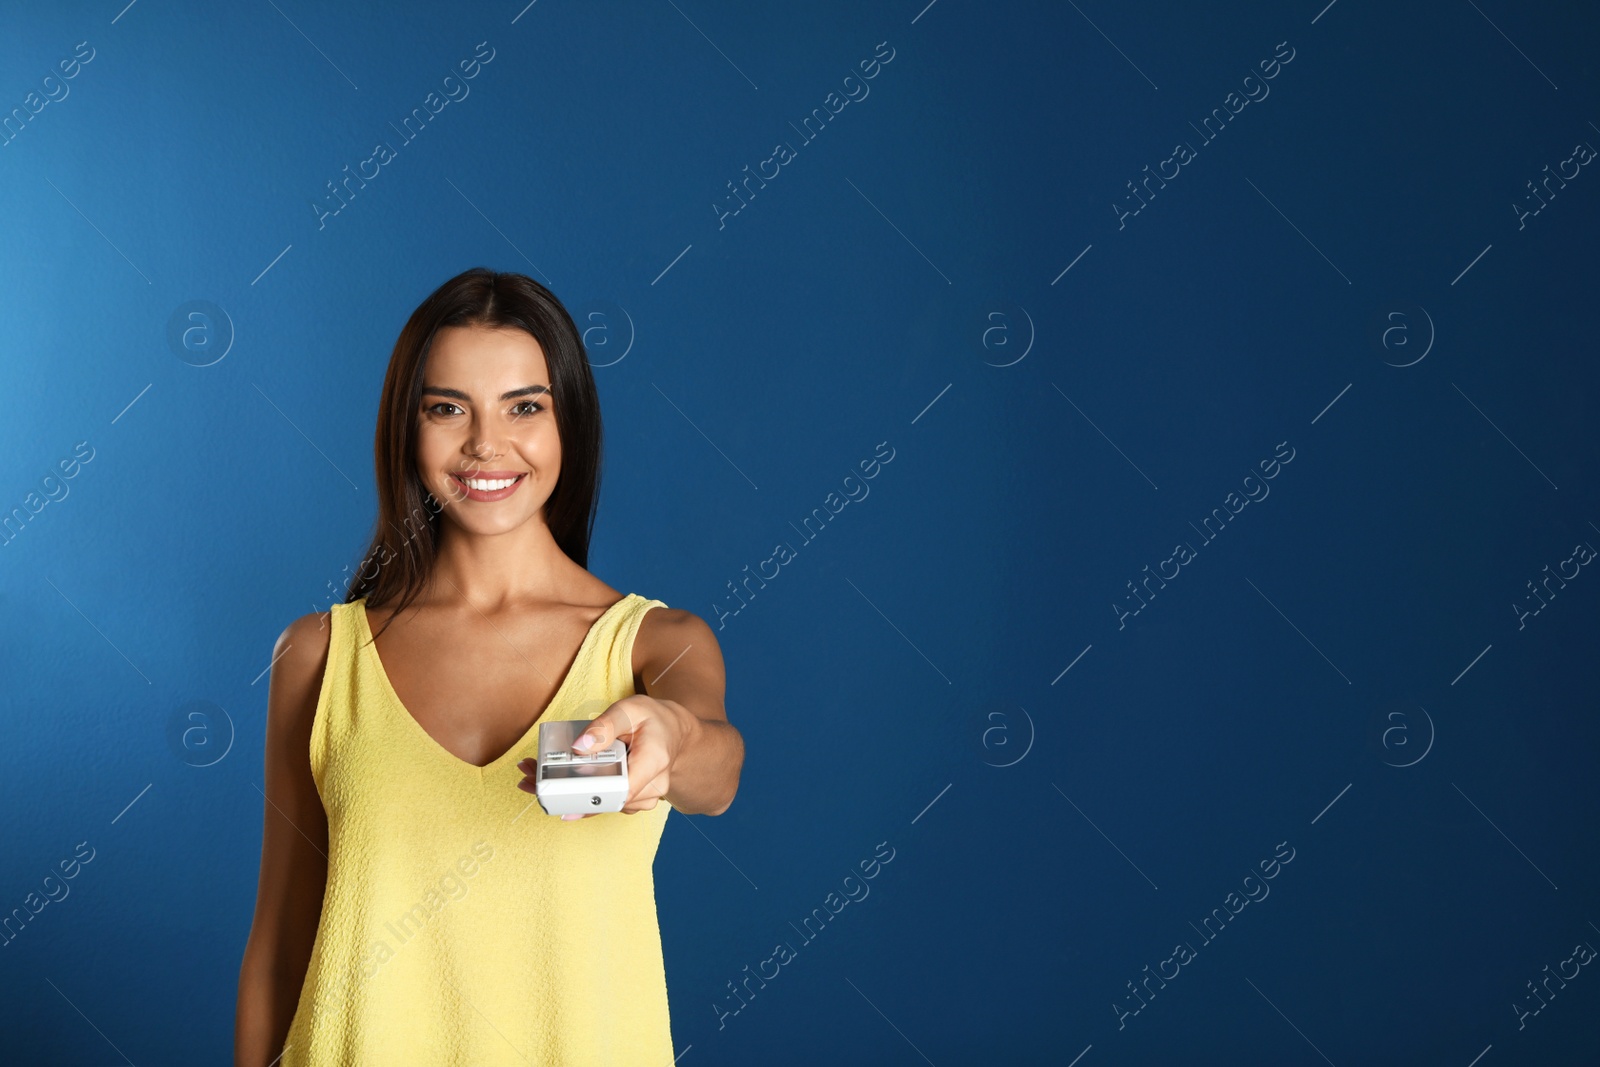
[
  {"xmin": 572, "ymin": 702, "xmax": 639, "ymax": 754},
  {"xmin": 571, "ymin": 716, "xmax": 611, "ymax": 754}
]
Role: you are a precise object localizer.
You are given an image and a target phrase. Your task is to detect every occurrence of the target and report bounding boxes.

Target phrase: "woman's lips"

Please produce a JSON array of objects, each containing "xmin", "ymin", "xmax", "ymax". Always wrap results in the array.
[{"xmin": 449, "ymin": 471, "xmax": 527, "ymax": 502}]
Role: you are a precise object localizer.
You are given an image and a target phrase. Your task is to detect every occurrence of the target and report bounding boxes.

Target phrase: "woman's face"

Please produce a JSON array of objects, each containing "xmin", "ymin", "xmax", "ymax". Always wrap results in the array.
[{"xmin": 415, "ymin": 324, "xmax": 562, "ymax": 534}]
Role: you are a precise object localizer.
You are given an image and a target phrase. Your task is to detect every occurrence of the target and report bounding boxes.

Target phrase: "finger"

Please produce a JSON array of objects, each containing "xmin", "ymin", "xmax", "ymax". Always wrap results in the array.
[
  {"xmin": 622, "ymin": 770, "xmax": 669, "ymax": 813},
  {"xmin": 573, "ymin": 699, "xmax": 643, "ymax": 754},
  {"xmin": 571, "ymin": 713, "xmax": 613, "ymax": 754}
]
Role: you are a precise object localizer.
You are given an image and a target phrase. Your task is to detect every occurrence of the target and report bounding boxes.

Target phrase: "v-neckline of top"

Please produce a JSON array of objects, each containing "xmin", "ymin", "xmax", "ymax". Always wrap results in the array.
[{"xmin": 353, "ymin": 593, "xmax": 636, "ymax": 773}]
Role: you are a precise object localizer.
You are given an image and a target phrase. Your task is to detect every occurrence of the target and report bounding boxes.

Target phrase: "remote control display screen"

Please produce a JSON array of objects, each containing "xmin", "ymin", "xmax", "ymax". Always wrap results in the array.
[{"xmin": 543, "ymin": 764, "xmax": 623, "ymax": 778}]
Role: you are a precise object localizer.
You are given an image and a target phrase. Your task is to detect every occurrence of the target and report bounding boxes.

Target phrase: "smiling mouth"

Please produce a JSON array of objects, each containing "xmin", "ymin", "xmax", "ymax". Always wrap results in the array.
[
  {"xmin": 451, "ymin": 472, "xmax": 526, "ymax": 491},
  {"xmin": 448, "ymin": 472, "xmax": 528, "ymax": 500}
]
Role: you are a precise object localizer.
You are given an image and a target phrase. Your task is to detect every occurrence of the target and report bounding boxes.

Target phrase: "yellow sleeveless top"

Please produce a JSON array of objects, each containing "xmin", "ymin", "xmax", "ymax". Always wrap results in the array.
[{"xmin": 282, "ymin": 593, "xmax": 675, "ymax": 1066}]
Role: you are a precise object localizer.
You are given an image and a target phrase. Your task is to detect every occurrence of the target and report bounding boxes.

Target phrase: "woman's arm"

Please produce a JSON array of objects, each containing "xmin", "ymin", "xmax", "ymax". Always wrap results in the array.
[
  {"xmin": 636, "ymin": 609, "xmax": 742, "ymax": 815},
  {"xmin": 524, "ymin": 607, "xmax": 743, "ymax": 817},
  {"xmin": 234, "ymin": 613, "xmax": 332, "ymax": 1067}
]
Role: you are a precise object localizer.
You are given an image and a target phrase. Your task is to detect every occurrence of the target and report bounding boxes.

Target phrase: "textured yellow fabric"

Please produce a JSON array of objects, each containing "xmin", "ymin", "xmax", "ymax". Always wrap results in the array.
[{"xmin": 281, "ymin": 593, "xmax": 675, "ymax": 1066}]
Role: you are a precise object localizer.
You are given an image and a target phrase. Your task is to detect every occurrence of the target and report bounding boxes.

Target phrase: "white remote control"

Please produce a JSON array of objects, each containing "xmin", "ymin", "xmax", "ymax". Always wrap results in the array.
[{"xmin": 534, "ymin": 718, "xmax": 630, "ymax": 816}]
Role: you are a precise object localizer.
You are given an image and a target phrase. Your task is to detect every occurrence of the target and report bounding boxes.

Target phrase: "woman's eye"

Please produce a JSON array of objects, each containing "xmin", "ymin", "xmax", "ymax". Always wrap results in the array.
[{"xmin": 424, "ymin": 400, "xmax": 542, "ymax": 417}]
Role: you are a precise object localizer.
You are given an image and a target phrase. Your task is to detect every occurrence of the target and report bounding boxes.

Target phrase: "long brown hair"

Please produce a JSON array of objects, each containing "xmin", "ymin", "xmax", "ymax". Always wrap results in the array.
[{"xmin": 345, "ymin": 268, "xmax": 603, "ymax": 635}]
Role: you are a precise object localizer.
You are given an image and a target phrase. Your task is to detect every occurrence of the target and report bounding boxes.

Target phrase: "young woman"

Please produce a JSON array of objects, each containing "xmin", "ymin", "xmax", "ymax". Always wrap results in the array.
[{"xmin": 235, "ymin": 268, "xmax": 744, "ymax": 1065}]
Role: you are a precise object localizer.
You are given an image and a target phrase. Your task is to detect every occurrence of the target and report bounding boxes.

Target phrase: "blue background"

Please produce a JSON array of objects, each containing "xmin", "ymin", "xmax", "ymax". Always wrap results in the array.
[{"xmin": 2, "ymin": 1, "xmax": 1597, "ymax": 1063}]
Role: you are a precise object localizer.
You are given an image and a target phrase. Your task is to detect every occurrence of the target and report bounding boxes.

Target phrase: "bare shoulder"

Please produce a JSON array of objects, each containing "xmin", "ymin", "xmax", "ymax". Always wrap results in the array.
[
  {"xmin": 635, "ymin": 605, "xmax": 723, "ymax": 661},
  {"xmin": 268, "ymin": 610, "xmax": 335, "ymax": 734},
  {"xmin": 275, "ymin": 610, "xmax": 334, "ymax": 674},
  {"xmin": 633, "ymin": 605, "xmax": 727, "ymax": 706}
]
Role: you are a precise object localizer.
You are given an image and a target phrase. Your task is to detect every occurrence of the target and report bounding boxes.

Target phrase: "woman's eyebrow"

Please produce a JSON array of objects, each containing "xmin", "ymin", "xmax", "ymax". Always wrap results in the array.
[{"xmin": 421, "ymin": 384, "xmax": 552, "ymax": 400}]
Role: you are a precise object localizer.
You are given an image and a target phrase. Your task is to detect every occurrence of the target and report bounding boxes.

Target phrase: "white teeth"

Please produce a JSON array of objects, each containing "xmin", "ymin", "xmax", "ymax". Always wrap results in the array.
[{"xmin": 458, "ymin": 475, "xmax": 520, "ymax": 491}]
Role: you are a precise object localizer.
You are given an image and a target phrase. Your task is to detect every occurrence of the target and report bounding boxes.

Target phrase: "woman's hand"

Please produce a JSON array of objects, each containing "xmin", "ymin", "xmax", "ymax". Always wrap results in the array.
[{"xmin": 516, "ymin": 695, "xmax": 695, "ymax": 819}]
